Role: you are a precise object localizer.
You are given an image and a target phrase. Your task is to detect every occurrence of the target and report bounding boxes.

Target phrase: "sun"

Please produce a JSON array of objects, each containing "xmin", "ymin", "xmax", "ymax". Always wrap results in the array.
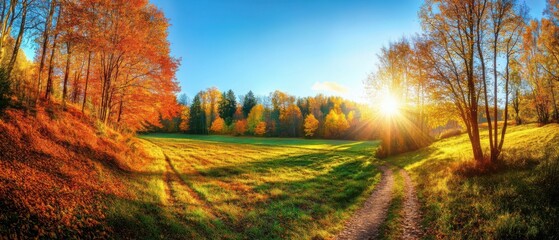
[{"xmin": 380, "ymin": 93, "xmax": 400, "ymax": 117}]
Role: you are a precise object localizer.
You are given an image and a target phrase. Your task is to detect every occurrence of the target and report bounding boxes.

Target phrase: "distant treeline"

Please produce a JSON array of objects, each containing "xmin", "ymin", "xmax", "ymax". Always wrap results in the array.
[{"xmin": 152, "ymin": 88, "xmax": 379, "ymax": 140}]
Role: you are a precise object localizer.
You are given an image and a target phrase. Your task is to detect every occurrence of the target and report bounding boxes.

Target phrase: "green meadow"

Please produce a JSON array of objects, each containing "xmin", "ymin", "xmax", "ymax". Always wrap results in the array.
[{"xmin": 106, "ymin": 134, "xmax": 382, "ymax": 239}]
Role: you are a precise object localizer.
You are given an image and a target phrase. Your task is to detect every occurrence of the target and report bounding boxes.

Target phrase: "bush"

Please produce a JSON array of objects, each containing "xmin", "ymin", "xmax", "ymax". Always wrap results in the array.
[
  {"xmin": 439, "ymin": 128, "xmax": 462, "ymax": 139},
  {"xmin": 0, "ymin": 68, "xmax": 11, "ymax": 112}
]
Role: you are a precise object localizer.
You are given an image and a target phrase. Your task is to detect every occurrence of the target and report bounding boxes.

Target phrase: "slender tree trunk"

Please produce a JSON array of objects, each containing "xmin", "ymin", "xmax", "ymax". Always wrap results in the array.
[
  {"xmin": 7, "ymin": 0, "xmax": 27, "ymax": 77},
  {"xmin": 549, "ymin": 78, "xmax": 559, "ymax": 121},
  {"xmin": 44, "ymin": 32, "xmax": 59, "ymax": 101},
  {"xmin": 36, "ymin": 0, "xmax": 57, "ymax": 102},
  {"xmin": 0, "ymin": 0, "xmax": 16, "ymax": 62},
  {"xmin": 82, "ymin": 51, "xmax": 92, "ymax": 113},
  {"xmin": 72, "ymin": 57, "xmax": 84, "ymax": 103},
  {"xmin": 62, "ymin": 42, "xmax": 71, "ymax": 107}
]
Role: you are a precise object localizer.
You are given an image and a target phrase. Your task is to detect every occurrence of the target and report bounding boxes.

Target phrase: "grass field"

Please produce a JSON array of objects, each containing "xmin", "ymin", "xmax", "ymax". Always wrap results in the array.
[
  {"xmin": 386, "ymin": 123, "xmax": 559, "ymax": 239},
  {"xmin": 106, "ymin": 134, "xmax": 381, "ymax": 239}
]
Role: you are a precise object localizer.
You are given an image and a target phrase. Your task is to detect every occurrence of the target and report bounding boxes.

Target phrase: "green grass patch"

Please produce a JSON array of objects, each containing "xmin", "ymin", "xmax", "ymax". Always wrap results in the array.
[{"xmin": 105, "ymin": 134, "xmax": 382, "ymax": 239}]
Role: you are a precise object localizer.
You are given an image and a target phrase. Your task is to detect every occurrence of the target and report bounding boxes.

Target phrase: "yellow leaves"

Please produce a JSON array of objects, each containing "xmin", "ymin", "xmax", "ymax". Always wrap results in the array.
[
  {"xmin": 247, "ymin": 104, "xmax": 265, "ymax": 133},
  {"xmin": 324, "ymin": 111, "xmax": 349, "ymax": 138},
  {"xmin": 304, "ymin": 113, "xmax": 319, "ymax": 137}
]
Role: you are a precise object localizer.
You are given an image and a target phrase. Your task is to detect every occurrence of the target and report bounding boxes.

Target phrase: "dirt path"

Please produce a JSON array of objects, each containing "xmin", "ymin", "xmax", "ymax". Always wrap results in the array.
[
  {"xmin": 336, "ymin": 166, "xmax": 395, "ymax": 240},
  {"xmin": 400, "ymin": 169, "xmax": 424, "ymax": 239},
  {"xmin": 336, "ymin": 166, "xmax": 424, "ymax": 240}
]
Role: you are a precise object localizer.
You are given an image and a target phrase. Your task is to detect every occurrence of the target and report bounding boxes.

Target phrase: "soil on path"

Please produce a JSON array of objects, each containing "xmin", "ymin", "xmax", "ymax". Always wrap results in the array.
[
  {"xmin": 400, "ymin": 169, "xmax": 424, "ymax": 239},
  {"xmin": 336, "ymin": 166, "xmax": 424, "ymax": 240},
  {"xmin": 336, "ymin": 166, "xmax": 395, "ymax": 240}
]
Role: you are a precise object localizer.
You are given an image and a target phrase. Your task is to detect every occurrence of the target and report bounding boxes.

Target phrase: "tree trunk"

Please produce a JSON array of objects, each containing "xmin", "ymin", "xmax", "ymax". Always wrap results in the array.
[
  {"xmin": 0, "ymin": 0, "xmax": 16, "ymax": 62},
  {"xmin": 62, "ymin": 42, "xmax": 71, "ymax": 107},
  {"xmin": 6, "ymin": 0, "xmax": 27, "ymax": 77},
  {"xmin": 44, "ymin": 32, "xmax": 59, "ymax": 101},
  {"xmin": 36, "ymin": 0, "xmax": 57, "ymax": 101},
  {"xmin": 82, "ymin": 51, "xmax": 92, "ymax": 113}
]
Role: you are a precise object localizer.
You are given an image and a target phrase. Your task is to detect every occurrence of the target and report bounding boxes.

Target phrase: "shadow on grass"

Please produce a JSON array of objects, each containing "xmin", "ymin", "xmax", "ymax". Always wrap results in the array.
[
  {"xmin": 191, "ymin": 155, "xmax": 380, "ymax": 239},
  {"xmin": 103, "ymin": 193, "xmax": 229, "ymax": 240}
]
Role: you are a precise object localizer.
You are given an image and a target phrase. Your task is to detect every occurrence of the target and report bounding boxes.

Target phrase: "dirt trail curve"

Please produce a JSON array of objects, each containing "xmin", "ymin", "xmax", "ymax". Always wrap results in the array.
[
  {"xmin": 336, "ymin": 166, "xmax": 424, "ymax": 240},
  {"xmin": 336, "ymin": 166, "xmax": 394, "ymax": 240}
]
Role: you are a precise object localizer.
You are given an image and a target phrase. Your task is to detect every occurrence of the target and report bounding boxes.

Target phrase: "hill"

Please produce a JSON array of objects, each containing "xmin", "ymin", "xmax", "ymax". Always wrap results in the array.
[
  {"xmin": 0, "ymin": 105, "xmax": 151, "ymax": 238},
  {"xmin": 386, "ymin": 123, "xmax": 559, "ymax": 239}
]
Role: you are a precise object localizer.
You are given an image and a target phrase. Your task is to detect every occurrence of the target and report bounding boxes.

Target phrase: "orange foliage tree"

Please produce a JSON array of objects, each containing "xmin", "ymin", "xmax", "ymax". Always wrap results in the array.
[
  {"xmin": 210, "ymin": 117, "xmax": 226, "ymax": 134},
  {"xmin": 233, "ymin": 119, "xmax": 247, "ymax": 136},
  {"xmin": 254, "ymin": 121, "xmax": 267, "ymax": 136}
]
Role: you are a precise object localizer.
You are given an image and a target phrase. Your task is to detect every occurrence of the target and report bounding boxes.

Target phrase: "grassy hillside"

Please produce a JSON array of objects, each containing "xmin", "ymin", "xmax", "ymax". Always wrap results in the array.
[
  {"xmin": 0, "ymin": 105, "xmax": 149, "ymax": 238},
  {"xmin": 387, "ymin": 123, "xmax": 559, "ymax": 239}
]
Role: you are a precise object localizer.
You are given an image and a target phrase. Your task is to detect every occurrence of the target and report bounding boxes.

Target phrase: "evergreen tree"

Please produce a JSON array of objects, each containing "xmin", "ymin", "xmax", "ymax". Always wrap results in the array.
[
  {"xmin": 218, "ymin": 89, "xmax": 237, "ymax": 125},
  {"xmin": 189, "ymin": 93, "xmax": 207, "ymax": 134},
  {"xmin": 242, "ymin": 90, "xmax": 257, "ymax": 117}
]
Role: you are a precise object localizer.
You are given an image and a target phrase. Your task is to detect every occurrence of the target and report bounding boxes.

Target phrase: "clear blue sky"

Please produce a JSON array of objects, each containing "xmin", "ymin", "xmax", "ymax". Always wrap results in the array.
[
  {"xmin": 150, "ymin": 0, "xmax": 546, "ymax": 102},
  {"xmin": 23, "ymin": 0, "xmax": 546, "ymax": 103}
]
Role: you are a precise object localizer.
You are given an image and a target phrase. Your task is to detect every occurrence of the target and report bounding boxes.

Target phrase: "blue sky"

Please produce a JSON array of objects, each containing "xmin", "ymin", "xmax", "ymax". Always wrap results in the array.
[{"xmin": 24, "ymin": 0, "xmax": 547, "ymax": 102}]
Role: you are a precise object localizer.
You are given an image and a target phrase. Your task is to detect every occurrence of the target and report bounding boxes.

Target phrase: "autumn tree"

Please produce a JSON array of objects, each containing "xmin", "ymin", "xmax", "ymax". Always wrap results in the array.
[
  {"xmin": 522, "ymin": 20, "xmax": 550, "ymax": 124},
  {"xmin": 233, "ymin": 119, "xmax": 247, "ymax": 136},
  {"xmin": 247, "ymin": 104, "xmax": 264, "ymax": 134},
  {"xmin": 366, "ymin": 38, "xmax": 431, "ymax": 156},
  {"xmin": 179, "ymin": 105, "xmax": 190, "ymax": 132},
  {"xmin": 210, "ymin": 117, "xmax": 226, "ymax": 134},
  {"xmin": 304, "ymin": 113, "xmax": 319, "ymax": 137},
  {"xmin": 420, "ymin": 0, "xmax": 525, "ymax": 163},
  {"xmin": 201, "ymin": 87, "xmax": 221, "ymax": 128},
  {"xmin": 323, "ymin": 110, "xmax": 349, "ymax": 138},
  {"xmin": 254, "ymin": 121, "xmax": 267, "ymax": 136}
]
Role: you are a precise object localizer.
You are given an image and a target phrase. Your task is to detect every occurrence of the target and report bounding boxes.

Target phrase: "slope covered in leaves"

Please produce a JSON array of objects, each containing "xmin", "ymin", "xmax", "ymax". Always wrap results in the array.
[{"xmin": 0, "ymin": 105, "xmax": 146, "ymax": 238}]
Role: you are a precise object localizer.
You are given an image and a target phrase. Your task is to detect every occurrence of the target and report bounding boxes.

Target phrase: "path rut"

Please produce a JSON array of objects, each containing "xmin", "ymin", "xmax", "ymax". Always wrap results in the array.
[
  {"xmin": 336, "ymin": 166, "xmax": 424, "ymax": 240},
  {"xmin": 336, "ymin": 166, "xmax": 395, "ymax": 240},
  {"xmin": 400, "ymin": 169, "xmax": 424, "ymax": 239}
]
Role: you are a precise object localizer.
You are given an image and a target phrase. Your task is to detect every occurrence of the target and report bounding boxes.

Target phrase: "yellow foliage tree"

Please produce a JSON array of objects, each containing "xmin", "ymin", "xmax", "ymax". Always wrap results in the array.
[
  {"xmin": 324, "ymin": 111, "xmax": 349, "ymax": 138},
  {"xmin": 247, "ymin": 104, "xmax": 265, "ymax": 134},
  {"xmin": 179, "ymin": 106, "xmax": 190, "ymax": 132},
  {"xmin": 304, "ymin": 113, "xmax": 319, "ymax": 137},
  {"xmin": 210, "ymin": 117, "xmax": 225, "ymax": 134}
]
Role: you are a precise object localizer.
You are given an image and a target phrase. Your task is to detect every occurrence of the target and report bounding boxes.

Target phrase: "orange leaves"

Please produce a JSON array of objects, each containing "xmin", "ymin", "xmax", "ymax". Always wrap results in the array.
[
  {"xmin": 233, "ymin": 119, "xmax": 248, "ymax": 136},
  {"xmin": 210, "ymin": 117, "xmax": 226, "ymax": 134},
  {"xmin": 0, "ymin": 104, "xmax": 141, "ymax": 238}
]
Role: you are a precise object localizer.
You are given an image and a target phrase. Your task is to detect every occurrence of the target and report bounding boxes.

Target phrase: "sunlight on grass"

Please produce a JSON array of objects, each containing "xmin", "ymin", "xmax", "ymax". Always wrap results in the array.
[
  {"xmin": 107, "ymin": 135, "xmax": 383, "ymax": 239},
  {"xmin": 385, "ymin": 123, "xmax": 559, "ymax": 238}
]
